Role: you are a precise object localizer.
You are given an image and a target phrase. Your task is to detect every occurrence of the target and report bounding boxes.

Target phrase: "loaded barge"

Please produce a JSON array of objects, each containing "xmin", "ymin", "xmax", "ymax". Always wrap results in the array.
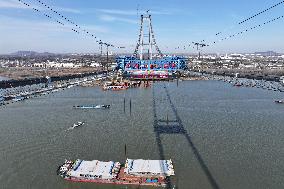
[{"xmin": 57, "ymin": 158, "xmax": 175, "ymax": 187}]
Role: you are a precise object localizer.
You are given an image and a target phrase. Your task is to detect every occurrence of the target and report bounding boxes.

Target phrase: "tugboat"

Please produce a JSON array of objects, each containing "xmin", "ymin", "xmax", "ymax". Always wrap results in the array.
[{"xmin": 57, "ymin": 158, "xmax": 175, "ymax": 187}]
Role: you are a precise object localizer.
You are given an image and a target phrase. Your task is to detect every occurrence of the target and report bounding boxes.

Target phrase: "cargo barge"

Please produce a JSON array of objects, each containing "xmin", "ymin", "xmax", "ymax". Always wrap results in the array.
[{"xmin": 57, "ymin": 158, "xmax": 175, "ymax": 187}]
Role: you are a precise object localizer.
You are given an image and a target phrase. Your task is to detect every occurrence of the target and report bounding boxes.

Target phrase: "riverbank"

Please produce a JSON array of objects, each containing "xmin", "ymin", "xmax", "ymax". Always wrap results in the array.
[
  {"xmin": 0, "ymin": 67, "xmax": 103, "ymax": 80},
  {"xmin": 0, "ymin": 70, "xmax": 107, "ymax": 89},
  {"xmin": 198, "ymin": 69, "xmax": 284, "ymax": 81}
]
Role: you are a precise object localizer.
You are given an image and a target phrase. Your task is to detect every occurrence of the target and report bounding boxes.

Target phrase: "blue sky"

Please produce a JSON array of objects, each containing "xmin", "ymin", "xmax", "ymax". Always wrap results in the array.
[{"xmin": 0, "ymin": 0, "xmax": 284, "ymax": 54}]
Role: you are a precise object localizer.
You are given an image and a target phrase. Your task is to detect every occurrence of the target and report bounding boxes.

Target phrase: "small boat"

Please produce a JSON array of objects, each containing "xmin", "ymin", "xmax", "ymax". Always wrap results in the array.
[
  {"xmin": 233, "ymin": 83, "xmax": 242, "ymax": 87},
  {"xmin": 103, "ymin": 85, "xmax": 128, "ymax": 91},
  {"xmin": 73, "ymin": 105, "xmax": 110, "ymax": 109},
  {"xmin": 275, "ymin": 100, "xmax": 284, "ymax": 104},
  {"xmin": 68, "ymin": 122, "xmax": 85, "ymax": 130},
  {"xmin": 12, "ymin": 96, "xmax": 25, "ymax": 102}
]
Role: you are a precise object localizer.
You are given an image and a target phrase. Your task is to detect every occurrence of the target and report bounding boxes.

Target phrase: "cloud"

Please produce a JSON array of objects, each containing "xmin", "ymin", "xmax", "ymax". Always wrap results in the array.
[
  {"xmin": 97, "ymin": 9, "xmax": 138, "ymax": 16},
  {"xmin": 96, "ymin": 8, "xmax": 172, "ymax": 16},
  {"xmin": 99, "ymin": 14, "xmax": 137, "ymax": 24},
  {"xmin": 0, "ymin": 15, "xmax": 112, "ymax": 53},
  {"xmin": 0, "ymin": 0, "xmax": 27, "ymax": 9},
  {"xmin": 0, "ymin": 15, "xmax": 63, "ymax": 32},
  {"xmin": 53, "ymin": 6, "xmax": 82, "ymax": 14},
  {"xmin": 0, "ymin": 15, "xmax": 109, "ymax": 34},
  {"xmin": 150, "ymin": 10, "xmax": 173, "ymax": 15},
  {"xmin": 0, "ymin": 0, "xmax": 81, "ymax": 14}
]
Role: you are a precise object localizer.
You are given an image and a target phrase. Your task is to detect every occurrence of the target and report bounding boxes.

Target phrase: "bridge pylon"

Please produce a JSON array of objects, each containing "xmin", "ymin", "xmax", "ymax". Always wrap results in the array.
[{"xmin": 134, "ymin": 11, "xmax": 163, "ymax": 60}]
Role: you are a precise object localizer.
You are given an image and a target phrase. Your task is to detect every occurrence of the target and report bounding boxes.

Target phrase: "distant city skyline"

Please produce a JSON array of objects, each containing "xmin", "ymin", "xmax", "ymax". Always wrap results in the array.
[
  {"xmin": 0, "ymin": 0, "xmax": 284, "ymax": 54},
  {"xmin": 1, "ymin": 50, "xmax": 283, "ymax": 56}
]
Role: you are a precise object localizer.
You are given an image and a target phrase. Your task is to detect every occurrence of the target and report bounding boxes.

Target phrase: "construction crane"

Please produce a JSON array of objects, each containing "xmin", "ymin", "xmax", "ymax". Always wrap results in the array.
[{"xmin": 192, "ymin": 42, "xmax": 209, "ymax": 60}]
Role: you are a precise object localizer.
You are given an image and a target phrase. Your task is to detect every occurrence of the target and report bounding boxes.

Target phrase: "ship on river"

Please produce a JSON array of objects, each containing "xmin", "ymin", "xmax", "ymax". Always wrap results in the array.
[{"xmin": 57, "ymin": 158, "xmax": 175, "ymax": 187}]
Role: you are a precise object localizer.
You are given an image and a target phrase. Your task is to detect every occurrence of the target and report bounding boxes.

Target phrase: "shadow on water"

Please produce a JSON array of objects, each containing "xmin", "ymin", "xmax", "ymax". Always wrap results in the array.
[{"xmin": 152, "ymin": 84, "xmax": 220, "ymax": 189}]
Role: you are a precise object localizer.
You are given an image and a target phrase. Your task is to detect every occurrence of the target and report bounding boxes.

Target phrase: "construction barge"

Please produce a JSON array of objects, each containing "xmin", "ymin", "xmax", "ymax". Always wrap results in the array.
[{"xmin": 57, "ymin": 158, "xmax": 175, "ymax": 187}]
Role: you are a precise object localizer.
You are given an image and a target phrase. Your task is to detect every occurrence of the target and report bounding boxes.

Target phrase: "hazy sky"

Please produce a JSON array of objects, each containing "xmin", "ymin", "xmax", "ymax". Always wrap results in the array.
[{"xmin": 0, "ymin": 0, "xmax": 284, "ymax": 54}]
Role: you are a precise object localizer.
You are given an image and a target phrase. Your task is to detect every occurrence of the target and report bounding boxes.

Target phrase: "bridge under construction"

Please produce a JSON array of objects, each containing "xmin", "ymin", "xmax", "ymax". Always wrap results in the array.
[{"xmin": 116, "ymin": 12, "xmax": 187, "ymax": 79}]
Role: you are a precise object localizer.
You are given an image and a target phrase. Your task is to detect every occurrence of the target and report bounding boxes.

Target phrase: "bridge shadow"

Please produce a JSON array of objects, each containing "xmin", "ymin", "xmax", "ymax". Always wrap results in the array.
[{"xmin": 152, "ymin": 84, "xmax": 220, "ymax": 189}]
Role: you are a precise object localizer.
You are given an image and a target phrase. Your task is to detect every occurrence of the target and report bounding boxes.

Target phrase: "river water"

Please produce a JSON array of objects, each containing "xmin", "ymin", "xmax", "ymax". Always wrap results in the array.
[
  {"xmin": 0, "ymin": 76, "xmax": 9, "ymax": 81},
  {"xmin": 0, "ymin": 80, "xmax": 283, "ymax": 189}
]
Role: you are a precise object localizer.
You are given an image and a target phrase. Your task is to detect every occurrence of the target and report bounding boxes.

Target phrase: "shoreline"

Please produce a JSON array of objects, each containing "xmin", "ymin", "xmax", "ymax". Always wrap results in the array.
[{"xmin": 0, "ymin": 71, "xmax": 106, "ymax": 89}]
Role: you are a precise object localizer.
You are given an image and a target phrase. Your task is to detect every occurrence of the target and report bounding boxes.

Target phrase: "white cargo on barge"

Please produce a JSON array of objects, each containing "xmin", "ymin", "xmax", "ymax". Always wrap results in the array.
[
  {"xmin": 69, "ymin": 159, "xmax": 121, "ymax": 179},
  {"xmin": 57, "ymin": 158, "xmax": 175, "ymax": 187},
  {"xmin": 124, "ymin": 159, "xmax": 175, "ymax": 176}
]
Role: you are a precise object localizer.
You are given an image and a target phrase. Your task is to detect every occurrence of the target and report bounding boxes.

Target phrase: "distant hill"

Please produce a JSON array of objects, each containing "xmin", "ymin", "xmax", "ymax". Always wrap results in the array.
[
  {"xmin": 254, "ymin": 51, "xmax": 279, "ymax": 56},
  {"xmin": 10, "ymin": 51, "xmax": 55, "ymax": 57}
]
